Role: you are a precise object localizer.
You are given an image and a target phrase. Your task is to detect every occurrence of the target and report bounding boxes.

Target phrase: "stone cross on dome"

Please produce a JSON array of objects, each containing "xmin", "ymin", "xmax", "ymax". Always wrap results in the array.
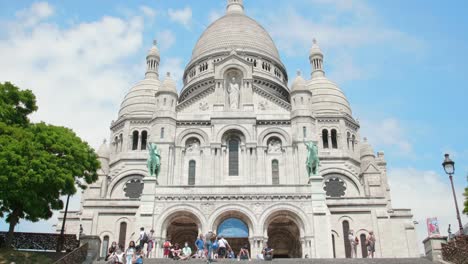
[{"xmin": 227, "ymin": 0, "xmax": 244, "ymax": 14}]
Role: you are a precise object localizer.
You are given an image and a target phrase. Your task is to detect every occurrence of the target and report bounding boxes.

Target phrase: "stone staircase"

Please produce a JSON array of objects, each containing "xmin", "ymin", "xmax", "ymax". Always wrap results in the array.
[{"xmin": 93, "ymin": 258, "xmax": 433, "ymax": 264}]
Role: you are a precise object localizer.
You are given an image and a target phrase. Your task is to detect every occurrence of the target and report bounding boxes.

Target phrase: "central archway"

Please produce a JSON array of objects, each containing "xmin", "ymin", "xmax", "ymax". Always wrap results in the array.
[
  {"xmin": 211, "ymin": 210, "xmax": 254, "ymax": 255},
  {"xmin": 264, "ymin": 211, "xmax": 303, "ymax": 258},
  {"xmin": 217, "ymin": 218, "xmax": 249, "ymax": 254}
]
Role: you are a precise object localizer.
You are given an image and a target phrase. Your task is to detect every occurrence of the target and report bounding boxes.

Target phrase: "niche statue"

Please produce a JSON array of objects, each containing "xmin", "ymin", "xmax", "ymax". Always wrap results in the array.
[
  {"xmin": 305, "ymin": 141, "xmax": 320, "ymax": 177},
  {"xmin": 147, "ymin": 143, "xmax": 161, "ymax": 178},
  {"xmin": 228, "ymin": 77, "xmax": 240, "ymax": 109}
]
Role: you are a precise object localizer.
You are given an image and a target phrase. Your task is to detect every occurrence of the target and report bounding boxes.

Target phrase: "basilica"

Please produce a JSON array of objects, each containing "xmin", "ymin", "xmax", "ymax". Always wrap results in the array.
[{"xmin": 58, "ymin": 0, "xmax": 420, "ymax": 259}]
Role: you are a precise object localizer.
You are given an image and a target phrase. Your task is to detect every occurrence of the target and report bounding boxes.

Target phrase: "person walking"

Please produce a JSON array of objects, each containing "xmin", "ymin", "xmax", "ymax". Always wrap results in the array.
[
  {"xmin": 367, "ymin": 231, "xmax": 376, "ymax": 258},
  {"xmin": 195, "ymin": 234, "xmax": 205, "ymax": 258},
  {"xmin": 205, "ymin": 231, "xmax": 215, "ymax": 263},
  {"xmin": 146, "ymin": 229, "xmax": 155, "ymax": 258},
  {"xmin": 138, "ymin": 227, "xmax": 149, "ymax": 249}
]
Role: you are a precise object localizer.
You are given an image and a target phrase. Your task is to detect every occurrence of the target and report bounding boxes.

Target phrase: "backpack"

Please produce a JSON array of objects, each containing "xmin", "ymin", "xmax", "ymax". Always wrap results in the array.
[
  {"xmin": 141, "ymin": 232, "xmax": 149, "ymax": 243},
  {"xmin": 212, "ymin": 241, "xmax": 219, "ymax": 250}
]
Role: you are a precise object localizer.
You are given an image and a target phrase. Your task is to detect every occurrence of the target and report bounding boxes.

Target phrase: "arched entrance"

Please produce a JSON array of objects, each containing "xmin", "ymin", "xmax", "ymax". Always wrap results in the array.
[
  {"xmin": 164, "ymin": 211, "xmax": 202, "ymax": 250},
  {"xmin": 217, "ymin": 218, "xmax": 249, "ymax": 254},
  {"xmin": 265, "ymin": 211, "xmax": 303, "ymax": 258},
  {"xmin": 212, "ymin": 210, "xmax": 253, "ymax": 255}
]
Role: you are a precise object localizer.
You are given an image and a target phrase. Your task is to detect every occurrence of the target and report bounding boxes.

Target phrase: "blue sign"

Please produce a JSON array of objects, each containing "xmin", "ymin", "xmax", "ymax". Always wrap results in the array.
[{"xmin": 217, "ymin": 218, "xmax": 249, "ymax": 238}]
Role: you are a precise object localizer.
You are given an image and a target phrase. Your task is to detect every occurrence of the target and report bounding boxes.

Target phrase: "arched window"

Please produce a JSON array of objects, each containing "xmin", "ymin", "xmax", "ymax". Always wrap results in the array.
[
  {"xmin": 331, "ymin": 129, "xmax": 338, "ymax": 149},
  {"xmin": 101, "ymin": 235, "xmax": 109, "ymax": 258},
  {"xmin": 132, "ymin": 131, "xmax": 139, "ymax": 150},
  {"xmin": 228, "ymin": 138, "xmax": 239, "ymax": 176},
  {"xmin": 342, "ymin": 221, "xmax": 351, "ymax": 258},
  {"xmin": 303, "ymin": 126, "xmax": 307, "ymax": 138},
  {"xmin": 347, "ymin": 132, "xmax": 351, "ymax": 149},
  {"xmin": 272, "ymin": 159, "xmax": 279, "ymax": 185},
  {"xmin": 352, "ymin": 135, "xmax": 356, "ymax": 151},
  {"xmin": 160, "ymin": 127, "xmax": 165, "ymax": 139},
  {"xmin": 188, "ymin": 160, "xmax": 196, "ymax": 185},
  {"xmin": 360, "ymin": 234, "xmax": 368, "ymax": 258},
  {"xmin": 118, "ymin": 222, "xmax": 127, "ymax": 248},
  {"xmin": 322, "ymin": 129, "xmax": 329, "ymax": 149},
  {"xmin": 119, "ymin": 134, "xmax": 123, "ymax": 151},
  {"xmin": 141, "ymin": 131, "xmax": 147, "ymax": 150},
  {"xmin": 332, "ymin": 234, "xmax": 336, "ymax": 258},
  {"xmin": 114, "ymin": 136, "xmax": 119, "ymax": 152}
]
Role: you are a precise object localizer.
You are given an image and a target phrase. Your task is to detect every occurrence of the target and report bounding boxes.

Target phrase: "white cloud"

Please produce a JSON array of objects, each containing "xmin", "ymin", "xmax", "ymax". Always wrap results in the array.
[
  {"xmin": 168, "ymin": 7, "xmax": 192, "ymax": 28},
  {"xmin": 388, "ymin": 167, "xmax": 468, "ymax": 252},
  {"xmin": 160, "ymin": 57, "xmax": 184, "ymax": 90},
  {"xmin": 16, "ymin": 2, "xmax": 54, "ymax": 27},
  {"xmin": 0, "ymin": 3, "xmax": 150, "ymax": 149},
  {"xmin": 264, "ymin": 1, "xmax": 423, "ymax": 81},
  {"xmin": 157, "ymin": 30, "xmax": 176, "ymax": 51},
  {"xmin": 139, "ymin": 5, "xmax": 156, "ymax": 19},
  {"xmin": 360, "ymin": 118, "xmax": 413, "ymax": 155}
]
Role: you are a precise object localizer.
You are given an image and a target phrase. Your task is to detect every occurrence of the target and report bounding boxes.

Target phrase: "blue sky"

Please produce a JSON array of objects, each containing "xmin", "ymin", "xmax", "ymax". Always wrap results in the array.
[{"xmin": 0, "ymin": 0, "xmax": 467, "ymax": 252}]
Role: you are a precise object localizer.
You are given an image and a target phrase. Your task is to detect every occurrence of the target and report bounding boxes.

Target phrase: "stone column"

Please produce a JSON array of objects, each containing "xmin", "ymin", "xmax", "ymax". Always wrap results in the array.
[
  {"xmin": 423, "ymin": 236, "xmax": 447, "ymax": 262},
  {"xmin": 310, "ymin": 174, "xmax": 333, "ymax": 258}
]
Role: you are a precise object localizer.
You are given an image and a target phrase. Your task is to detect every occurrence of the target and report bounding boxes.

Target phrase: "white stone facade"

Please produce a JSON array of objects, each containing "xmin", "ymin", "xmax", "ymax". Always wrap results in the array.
[{"xmin": 58, "ymin": 0, "xmax": 419, "ymax": 259}]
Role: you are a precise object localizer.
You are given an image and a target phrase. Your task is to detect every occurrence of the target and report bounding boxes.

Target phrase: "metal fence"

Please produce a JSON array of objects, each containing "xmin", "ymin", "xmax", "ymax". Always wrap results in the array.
[{"xmin": 0, "ymin": 232, "xmax": 79, "ymax": 252}]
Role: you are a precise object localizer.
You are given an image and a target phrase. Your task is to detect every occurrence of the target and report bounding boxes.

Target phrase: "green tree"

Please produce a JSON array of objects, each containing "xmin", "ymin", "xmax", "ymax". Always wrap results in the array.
[{"xmin": 0, "ymin": 82, "xmax": 100, "ymax": 247}]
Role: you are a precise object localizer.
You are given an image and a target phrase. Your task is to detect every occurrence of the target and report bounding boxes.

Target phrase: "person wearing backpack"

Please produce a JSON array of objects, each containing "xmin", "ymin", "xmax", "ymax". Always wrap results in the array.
[{"xmin": 138, "ymin": 227, "xmax": 149, "ymax": 249}]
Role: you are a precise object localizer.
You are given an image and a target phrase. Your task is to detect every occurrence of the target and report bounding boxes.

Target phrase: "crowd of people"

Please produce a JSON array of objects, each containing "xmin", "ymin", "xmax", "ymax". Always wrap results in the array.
[
  {"xmin": 103, "ymin": 226, "xmax": 377, "ymax": 262},
  {"xmin": 162, "ymin": 232, "xmax": 254, "ymax": 261},
  {"xmin": 105, "ymin": 227, "xmax": 154, "ymax": 264}
]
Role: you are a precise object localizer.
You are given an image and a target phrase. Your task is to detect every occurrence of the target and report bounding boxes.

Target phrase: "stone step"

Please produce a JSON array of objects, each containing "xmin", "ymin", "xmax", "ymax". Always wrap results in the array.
[{"xmin": 93, "ymin": 258, "xmax": 432, "ymax": 264}]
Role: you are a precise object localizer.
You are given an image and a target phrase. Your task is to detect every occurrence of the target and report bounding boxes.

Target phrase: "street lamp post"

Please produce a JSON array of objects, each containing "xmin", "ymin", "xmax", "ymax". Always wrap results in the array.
[
  {"xmin": 442, "ymin": 153, "xmax": 464, "ymax": 235},
  {"xmin": 56, "ymin": 194, "xmax": 70, "ymax": 252}
]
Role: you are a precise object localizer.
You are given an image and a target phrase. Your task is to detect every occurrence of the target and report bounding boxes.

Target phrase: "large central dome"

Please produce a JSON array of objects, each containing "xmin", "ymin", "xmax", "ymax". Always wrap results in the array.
[{"xmin": 190, "ymin": 3, "xmax": 281, "ymax": 64}]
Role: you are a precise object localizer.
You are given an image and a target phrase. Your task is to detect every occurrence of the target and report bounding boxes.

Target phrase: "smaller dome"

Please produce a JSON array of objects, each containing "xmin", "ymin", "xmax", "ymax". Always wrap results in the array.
[
  {"xmin": 118, "ymin": 79, "xmax": 160, "ymax": 118},
  {"xmin": 160, "ymin": 72, "xmax": 177, "ymax": 94},
  {"xmin": 360, "ymin": 137, "xmax": 375, "ymax": 159},
  {"xmin": 97, "ymin": 139, "xmax": 110, "ymax": 159},
  {"xmin": 291, "ymin": 70, "xmax": 306, "ymax": 92},
  {"xmin": 147, "ymin": 40, "xmax": 160, "ymax": 57},
  {"xmin": 309, "ymin": 38, "xmax": 323, "ymax": 58},
  {"xmin": 308, "ymin": 77, "xmax": 352, "ymax": 115}
]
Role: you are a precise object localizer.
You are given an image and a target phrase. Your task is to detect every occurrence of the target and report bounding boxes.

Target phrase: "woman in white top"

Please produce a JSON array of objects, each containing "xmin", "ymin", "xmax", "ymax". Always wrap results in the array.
[{"xmin": 125, "ymin": 241, "xmax": 136, "ymax": 264}]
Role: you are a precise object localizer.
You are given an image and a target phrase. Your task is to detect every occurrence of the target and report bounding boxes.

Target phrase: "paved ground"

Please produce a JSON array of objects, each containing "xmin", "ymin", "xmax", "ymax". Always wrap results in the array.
[{"xmin": 94, "ymin": 257, "xmax": 433, "ymax": 264}]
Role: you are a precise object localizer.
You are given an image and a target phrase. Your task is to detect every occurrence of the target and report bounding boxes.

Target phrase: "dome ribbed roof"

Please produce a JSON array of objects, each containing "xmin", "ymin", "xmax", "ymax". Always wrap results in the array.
[
  {"xmin": 308, "ymin": 77, "xmax": 352, "ymax": 115},
  {"xmin": 118, "ymin": 79, "xmax": 159, "ymax": 118},
  {"xmin": 97, "ymin": 140, "xmax": 110, "ymax": 159},
  {"xmin": 291, "ymin": 71, "xmax": 306, "ymax": 92},
  {"xmin": 190, "ymin": 13, "xmax": 280, "ymax": 63}
]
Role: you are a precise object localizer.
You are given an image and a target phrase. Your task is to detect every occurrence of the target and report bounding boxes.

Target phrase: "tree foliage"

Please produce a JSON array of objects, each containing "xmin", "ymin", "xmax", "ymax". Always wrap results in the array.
[
  {"xmin": 0, "ymin": 82, "xmax": 100, "ymax": 247},
  {"xmin": 0, "ymin": 82, "xmax": 37, "ymax": 126}
]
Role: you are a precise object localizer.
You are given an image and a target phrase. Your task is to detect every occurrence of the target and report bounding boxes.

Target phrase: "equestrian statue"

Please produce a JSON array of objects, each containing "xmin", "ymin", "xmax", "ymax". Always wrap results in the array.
[
  {"xmin": 305, "ymin": 141, "xmax": 320, "ymax": 177},
  {"xmin": 147, "ymin": 142, "xmax": 161, "ymax": 178}
]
